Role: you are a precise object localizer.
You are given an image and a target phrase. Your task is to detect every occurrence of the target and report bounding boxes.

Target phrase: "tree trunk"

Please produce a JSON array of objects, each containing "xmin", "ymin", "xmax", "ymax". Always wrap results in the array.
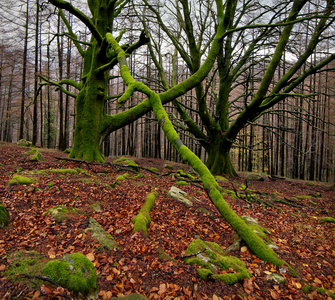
[
  {"xmin": 69, "ymin": 46, "xmax": 106, "ymax": 162},
  {"xmin": 206, "ymin": 134, "xmax": 238, "ymax": 177}
]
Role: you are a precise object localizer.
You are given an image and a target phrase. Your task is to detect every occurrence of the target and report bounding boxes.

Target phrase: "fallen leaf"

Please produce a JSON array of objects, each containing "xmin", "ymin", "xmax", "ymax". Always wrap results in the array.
[
  {"xmin": 158, "ymin": 283, "xmax": 167, "ymax": 295},
  {"xmin": 86, "ymin": 252, "xmax": 95, "ymax": 262}
]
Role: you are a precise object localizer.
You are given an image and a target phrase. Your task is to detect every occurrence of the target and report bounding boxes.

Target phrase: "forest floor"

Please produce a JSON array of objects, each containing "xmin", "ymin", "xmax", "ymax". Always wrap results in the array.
[{"xmin": 0, "ymin": 142, "xmax": 334, "ymax": 300}]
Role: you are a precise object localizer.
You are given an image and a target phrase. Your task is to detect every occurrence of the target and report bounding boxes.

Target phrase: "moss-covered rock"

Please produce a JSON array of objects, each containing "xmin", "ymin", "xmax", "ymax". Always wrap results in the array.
[
  {"xmin": 167, "ymin": 186, "xmax": 193, "ymax": 206},
  {"xmin": 246, "ymin": 173, "xmax": 265, "ymax": 181},
  {"xmin": 183, "ymin": 239, "xmax": 251, "ymax": 284},
  {"xmin": 85, "ymin": 217, "xmax": 119, "ymax": 249},
  {"xmin": 113, "ymin": 157, "xmax": 140, "ymax": 172},
  {"xmin": 8, "ymin": 174, "xmax": 36, "ymax": 185},
  {"xmin": 0, "ymin": 204, "xmax": 10, "ymax": 228},
  {"xmin": 23, "ymin": 148, "xmax": 44, "ymax": 162},
  {"xmin": 44, "ymin": 206, "xmax": 84, "ymax": 223},
  {"xmin": 17, "ymin": 139, "xmax": 32, "ymax": 147},
  {"xmin": 41, "ymin": 252, "xmax": 98, "ymax": 297},
  {"xmin": 266, "ymin": 273, "xmax": 287, "ymax": 284},
  {"xmin": 163, "ymin": 163, "xmax": 174, "ymax": 170}
]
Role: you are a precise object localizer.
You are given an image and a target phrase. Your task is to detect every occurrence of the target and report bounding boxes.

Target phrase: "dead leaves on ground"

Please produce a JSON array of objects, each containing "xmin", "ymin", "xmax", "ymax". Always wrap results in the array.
[{"xmin": 0, "ymin": 144, "xmax": 335, "ymax": 299}]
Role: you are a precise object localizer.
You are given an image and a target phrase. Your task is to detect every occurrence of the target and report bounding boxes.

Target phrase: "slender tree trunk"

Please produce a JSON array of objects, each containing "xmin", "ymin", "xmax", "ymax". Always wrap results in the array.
[
  {"xmin": 32, "ymin": 0, "xmax": 39, "ymax": 146},
  {"xmin": 19, "ymin": 0, "xmax": 29, "ymax": 140}
]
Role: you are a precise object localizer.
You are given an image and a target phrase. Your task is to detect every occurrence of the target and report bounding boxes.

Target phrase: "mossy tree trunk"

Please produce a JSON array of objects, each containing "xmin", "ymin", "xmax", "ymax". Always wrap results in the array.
[
  {"xmin": 47, "ymin": 0, "xmax": 334, "ymax": 171},
  {"xmin": 110, "ymin": 22, "xmax": 291, "ymax": 269},
  {"xmin": 206, "ymin": 136, "xmax": 237, "ymax": 177},
  {"xmin": 45, "ymin": 0, "xmax": 226, "ymax": 163},
  {"xmin": 69, "ymin": 45, "xmax": 107, "ymax": 162}
]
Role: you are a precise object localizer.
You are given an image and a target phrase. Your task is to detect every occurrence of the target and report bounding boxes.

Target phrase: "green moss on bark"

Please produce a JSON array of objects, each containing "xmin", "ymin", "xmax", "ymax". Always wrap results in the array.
[{"xmin": 132, "ymin": 191, "xmax": 159, "ymax": 235}]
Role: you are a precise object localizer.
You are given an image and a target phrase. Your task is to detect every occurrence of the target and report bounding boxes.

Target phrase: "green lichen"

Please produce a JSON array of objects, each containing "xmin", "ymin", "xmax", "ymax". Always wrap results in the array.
[
  {"xmin": 41, "ymin": 252, "xmax": 98, "ymax": 297},
  {"xmin": 8, "ymin": 175, "xmax": 36, "ymax": 185},
  {"xmin": 0, "ymin": 204, "xmax": 10, "ymax": 228},
  {"xmin": 184, "ymin": 239, "xmax": 251, "ymax": 284},
  {"xmin": 133, "ymin": 191, "xmax": 159, "ymax": 235}
]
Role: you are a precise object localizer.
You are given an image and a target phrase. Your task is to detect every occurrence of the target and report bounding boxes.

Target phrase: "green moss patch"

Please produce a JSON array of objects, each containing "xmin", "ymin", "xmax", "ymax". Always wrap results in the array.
[
  {"xmin": 215, "ymin": 176, "xmax": 228, "ymax": 182},
  {"xmin": 24, "ymin": 148, "xmax": 44, "ymax": 162},
  {"xmin": 113, "ymin": 157, "xmax": 140, "ymax": 172},
  {"xmin": 183, "ymin": 239, "xmax": 251, "ymax": 284},
  {"xmin": 41, "ymin": 252, "xmax": 98, "ymax": 297},
  {"xmin": 0, "ymin": 204, "xmax": 10, "ymax": 228},
  {"xmin": 44, "ymin": 206, "xmax": 84, "ymax": 223},
  {"xmin": 17, "ymin": 139, "xmax": 32, "ymax": 147},
  {"xmin": 116, "ymin": 172, "xmax": 130, "ymax": 181},
  {"xmin": 176, "ymin": 180, "xmax": 189, "ymax": 186},
  {"xmin": 48, "ymin": 168, "xmax": 78, "ymax": 175},
  {"xmin": 8, "ymin": 174, "xmax": 36, "ymax": 186},
  {"xmin": 5, "ymin": 251, "xmax": 48, "ymax": 292},
  {"xmin": 85, "ymin": 217, "xmax": 119, "ymax": 249}
]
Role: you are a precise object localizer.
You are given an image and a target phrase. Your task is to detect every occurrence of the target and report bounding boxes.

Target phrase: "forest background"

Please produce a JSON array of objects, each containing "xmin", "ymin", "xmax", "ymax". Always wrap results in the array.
[{"xmin": 0, "ymin": 0, "xmax": 334, "ymax": 182}]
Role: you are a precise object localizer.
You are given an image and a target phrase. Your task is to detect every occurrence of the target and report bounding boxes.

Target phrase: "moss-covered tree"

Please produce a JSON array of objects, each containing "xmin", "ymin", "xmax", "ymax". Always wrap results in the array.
[
  {"xmin": 137, "ymin": 0, "xmax": 335, "ymax": 176},
  {"xmin": 43, "ymin": 0, "xmax": 225, "ymax": 161},
  {"xmin": 45, "ymin": 0, "xmax": 334, "ymax": 175},
  {"xmin": 106, "ymin": 15, "xmax": 291, "ymax": 268}
]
